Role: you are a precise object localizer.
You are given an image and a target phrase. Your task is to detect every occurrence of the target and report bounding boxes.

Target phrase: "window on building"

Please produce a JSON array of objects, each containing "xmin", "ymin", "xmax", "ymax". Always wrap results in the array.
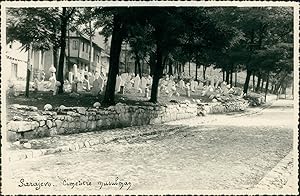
[
  {"xmin": 97, "ymin": 55, "xmax": 100, "ymax": 63},
  {"xmin": 82, "ymin": 42, "xmax": 85, "ymax": 52},
  {"xmin": 11, "ymin": 63, "xmax": 18, "ymax": 79},
  {"xmin": 72, "ymin": 40, "xmax": 78, "ymax": 50}
]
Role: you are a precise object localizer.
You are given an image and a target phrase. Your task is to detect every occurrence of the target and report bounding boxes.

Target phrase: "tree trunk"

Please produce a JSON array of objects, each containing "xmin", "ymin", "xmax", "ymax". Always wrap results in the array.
[
  {"xmin": 141, "ymin": 58, "xmax": 144, "ymax": 75},
  {"xmin": 260, "ymin": 78, "xmax": 265, "ymax": 92},
  {"xmin": 162, "ymin": 55, "xmax": 168, "ymax": 76},
  {"xmin": 25, "ymin": 45, "xmax": 31, "ymax": 97},
  {"xmin": 182, "ymin": 63, "xmax": 185, "ymax": 72},
  {"xmin": 102, "ymin": 14, "xmax": 124, "ymax": 106},
  {"xmin": 243, "ymin": 69, "xmax": 252, "ymax": 95},
  {"xmin": 225, "ymin": 69, "xmax": 230, "ymax": 84},
  {"xmin": 271, "ymin": 84, "xmax": 274, "ymax": 93},
  {"xmin": 188, "ymin": 60, "xmax": 191, "ymax": 76},
  {"xmin": 252, "ymin": 72, "xmax": 255, "ymax": 90},
  {"xmin": 88, "ymin": 20, "xmax": 93, "ymax": 72},
  {"xmin": 138, "ymin": 57, "xmax": 142, "ymax": 78},
  {"xmin": 57, "ymin": 8, "xmax": 68, "ymax": 94},
  {"xmin": 230, "ymin": 69, "xmax": 233, "ymax": 88},
  {"xmin": 235, "ymin": 71, "xmax": 237, "ymax": 87},
  {"xmin": 53, "ymin": 46, "xmax": 59, "ymax": 69},
  {"xmin": 168, "ymin": 61, "xmax": 173, "ymax": 76},
  {"xmin": 124, "ymin": 42, "xmax": 128, "ymax": 73},
  {"xmin": 195, "ymin": 64, "xmax": 198, "ymax": 81},
  {"xmin": 134, "ymin": 61, "xmax": 138, "ymax": 76},
  {"xmin": 67, "ymin": 24, "xmax": 70, "ymax": 73},
  {"xmin": 222, "ymin": 69, "xmax": 225, "ymax": 81},
  {"xmin": 264, "ymin": 71, "xmax": 270, "ymax": 102},
  {"xmin": 149, "ymin": 52, "xmax": 156, "ymax": 76},
  {"xmin": 203, "ymin": 66, "xmax": 206, "ymax": 80},
  {"xmin": 255, "ymin": 73, "xmax": 261, "ymax": 92},
  {"xmin": 150, "ymin": 41, "xmax": 163, "ymax": 103}
]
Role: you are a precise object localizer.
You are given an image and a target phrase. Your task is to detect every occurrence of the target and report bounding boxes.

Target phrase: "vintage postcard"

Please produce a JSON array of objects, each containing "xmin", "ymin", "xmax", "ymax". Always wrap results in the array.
[{"xmin": 1, "ymin": 1, "xmax": 299, "ymax": 195}]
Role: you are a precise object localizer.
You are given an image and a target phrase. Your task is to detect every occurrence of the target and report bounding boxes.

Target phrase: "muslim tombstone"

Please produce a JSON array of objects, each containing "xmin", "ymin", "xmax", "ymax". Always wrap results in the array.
[
  {"xmin": 88, "ymin": 73, "xmax": 95, "ymax": 87},
  {"xmin": 141, "ymin": 76, "xmax": 147, "ymax": 91},
  {"xmin": 179, "ymin": 80, "xmax": 185, "ymax": 89},
  {"xmin": 115, "ymin": 75, "xmax": 121, "ymax": 92},
  {"xmin": 91, "ymin": 78, "xmax": 101, "ymax": 96},
  {"xmin": 68, "ymin": 72, "xmax": 73, "ymax": 84},
  {"xmin": 134, "ymin": 75, "xmax": 141, "ymax": 90},
  {"xmin": 191, "ymin": 80, "xmax": 196, "ymax": 92}
]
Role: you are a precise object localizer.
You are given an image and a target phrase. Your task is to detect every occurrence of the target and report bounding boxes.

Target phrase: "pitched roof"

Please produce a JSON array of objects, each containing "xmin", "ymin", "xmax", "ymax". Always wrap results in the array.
[{"xmin": 69, "ymin": 29, "xmax": 110, "ymax": 51}]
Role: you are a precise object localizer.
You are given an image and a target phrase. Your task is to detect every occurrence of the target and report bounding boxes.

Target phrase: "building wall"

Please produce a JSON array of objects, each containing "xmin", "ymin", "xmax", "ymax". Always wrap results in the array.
[
  {"xmin": 5, "ymin": 41, "xmax": 28, "ymax": 81},
  {"xmin": 7, "ymin": 36, "xmax": 107, "ymax": 83},
  {"xmin": 101, "ymin": 56, "xmax": 109, "ymax": 75}
]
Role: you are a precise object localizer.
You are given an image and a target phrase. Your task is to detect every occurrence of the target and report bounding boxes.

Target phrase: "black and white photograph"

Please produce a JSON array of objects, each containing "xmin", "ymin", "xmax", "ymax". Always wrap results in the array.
[{"xmin": 1, "ymin": 1, "xmax": 299, "ymax": 195}]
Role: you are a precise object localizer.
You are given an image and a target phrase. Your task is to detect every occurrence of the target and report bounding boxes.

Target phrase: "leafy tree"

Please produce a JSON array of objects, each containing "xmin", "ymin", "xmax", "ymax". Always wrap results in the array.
[
  {"xmin": 94, "ymin": 7, "xmax": 147, "ymax": 106},
  {"xmin": 127, "ymin": 23, "xmax": 154, "ymax": 78},
  {"xmin": 57, "ymin": 7, "xmax": 76, "ymax": 94},
  {"xmin": 7, "ymin": 8, "xmax": 60, "ymax": 97}
]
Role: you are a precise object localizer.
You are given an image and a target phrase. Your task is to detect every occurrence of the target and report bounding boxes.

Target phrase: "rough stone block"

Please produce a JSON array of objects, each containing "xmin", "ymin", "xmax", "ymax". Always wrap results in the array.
[
  {"xmin": 7, "ymin": 131, "xmax": 19, "ymax": 141},
  {"xmin": 46, "ymin": 120, "xmax": 53, "ymax": 128},
  {"xmin": 80, "ymin": 116, "xmax": 88, "ymax": 122},
  {"xmin": 84, "ymin": 141, "xmax": 91, "ymax": 147},
  {"xmin": 57, "ymin": 128, "xmax": 65, "ymax": 134},
  {"xmin": 68, "ymin": 122, "xmax": 75, "ymax": 128},
  {"xmin": 78, "ymin": 142, "xmax": 84, "ymax": 149},
  {"xmin": 97, "ymin": 120, "xmax": 103, "ymax": 127},
  {"xmin": 91, "ymin": 121, "xmax": 96, "ymax": 129},
  {"xmin": 7, "ymin": 121, "xmax": 39, "ymax": 133},
  {"xmin": 80, "ymin": 122, "xmax": 87, "ymax": 130},
  {"xmin": 62, "ymin": 122, "xmax": 68, "ymax": 128},
  {"xmin": 55, "ymin": 120, "xmax": 62, "ymax": 128},
  {"xmin": 49, "ymin": 128, "xmax": 57, "ymax": 136}
]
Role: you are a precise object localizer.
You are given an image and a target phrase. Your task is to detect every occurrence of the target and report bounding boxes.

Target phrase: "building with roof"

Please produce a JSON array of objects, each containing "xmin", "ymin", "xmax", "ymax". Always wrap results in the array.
[{"xmin": 6, "ymin": 29, "xmax": 111, "ymax": 83}]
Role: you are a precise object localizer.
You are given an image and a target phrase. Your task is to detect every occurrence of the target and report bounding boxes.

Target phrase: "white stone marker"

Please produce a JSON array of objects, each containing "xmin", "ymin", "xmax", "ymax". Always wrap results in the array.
[
  {"xmin": 115, "ymin": 75, "xmax": 121, "ymax": 92},
  {"xmin": 134, "ymin": 75, "xmax": 141, "ymax": 90}
]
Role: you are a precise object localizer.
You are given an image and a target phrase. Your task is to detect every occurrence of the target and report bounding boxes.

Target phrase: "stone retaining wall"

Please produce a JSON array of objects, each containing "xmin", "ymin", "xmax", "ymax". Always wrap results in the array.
[
  {"xmin": 7, "ymin": 100, "xmax": 248, "ymax": 142},
  {"xmin": 198, "ymin": 100, "xmax": 249, "ymax": 115},
  {"xmin": 7, "ymin": 102, "xmax": 198, "ymax": 141}
]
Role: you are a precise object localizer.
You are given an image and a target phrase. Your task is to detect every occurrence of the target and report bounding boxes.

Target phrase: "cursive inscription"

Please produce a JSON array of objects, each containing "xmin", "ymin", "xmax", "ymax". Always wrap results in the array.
[
  {"xmin": 62, "ymin": 178, "xmax": 92, "ymax": 189},
  {"xmin": 98, "ymin": 177, "xmax": 132, "ymax": 190},
  {"xmin": 18, "ymin": 178, "xmax": 52, "ymax": 190}
]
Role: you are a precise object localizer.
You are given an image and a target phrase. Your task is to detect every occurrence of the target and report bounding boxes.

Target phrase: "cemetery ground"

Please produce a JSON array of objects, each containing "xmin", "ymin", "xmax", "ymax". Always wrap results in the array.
[
  {"xmin": 3, "ymin": 99, "xmax": 296, "ymax": 194},
  {"xmin": 6, "ymin": 88, "xmax": 213, "ymax": 111}
]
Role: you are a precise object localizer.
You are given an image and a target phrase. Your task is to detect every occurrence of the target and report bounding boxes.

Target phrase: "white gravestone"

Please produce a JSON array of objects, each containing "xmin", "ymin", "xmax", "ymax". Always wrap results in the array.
[
  {"xmin": 83, "ymin": 77, "xmax": 90, "ymax": 91},
  {"xmin": 77, "ymin": 82, "xmax": 84, "ymax": 92},
  {"xmin": 48, "ymin": 66, "xmax": 56, "ymax": 93},
  {"xmin": 140, "ymin": 77, "xmax": 147, "ymax": 91},
  {"xmin": 147, "ymin": 75, "xmax": 153, "ymax": 86},
  {"xmin": 68, "ymin": 72, "xmax": 73, "ymax": 84},
  {"xmin": 185, "ymin": 83, "xmax": 191, "ymax": 97},
  {"xmin": 191, "ymin": 80, "xmax": 196, "ymax": 92},
  {"xmin": 210, "ymin": 77, "xmax": 215, "ymax": 87},
  {"xmin": 133, "ymin": 75, "xmax": 141, "ymax": 90},
  {"xmin": 198, "ymin": 82, "xmax": 203, "ymax": 90},
  {"xmin": 88, "ymin": 73, "xmax": 95, "ymax": 88},
  {"xmin": 91, "ymin": 78, "xmax": 101, "ymax": 96},
  {"xmin": 73, "ymin": 64, "xmax": 78, "ymax": 79},
  {"xmin": 179, "ymin": 80, "xmax": 185, "ymax": 89},
  {"xmin": 98, "ymin": 75, "xmax": 105, "ymax": 91},
  {"xmin": 115, "ymin": 75, "xmax": 121, "ymax": 92}
]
